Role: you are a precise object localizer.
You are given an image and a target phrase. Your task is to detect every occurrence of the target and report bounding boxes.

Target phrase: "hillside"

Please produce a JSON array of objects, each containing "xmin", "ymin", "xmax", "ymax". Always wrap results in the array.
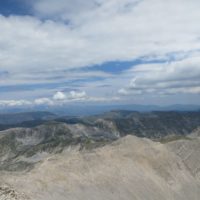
[
  {"xmin": 1, "ymin": 134, "xmax": 200, "ymax": 200},
  {"xmin": 0, "ymin": 111, "xmax": 56, "ymax": 125},
  {"xmin": 0, "ymin": 122, "xmax": 118, "ymax": 171}
]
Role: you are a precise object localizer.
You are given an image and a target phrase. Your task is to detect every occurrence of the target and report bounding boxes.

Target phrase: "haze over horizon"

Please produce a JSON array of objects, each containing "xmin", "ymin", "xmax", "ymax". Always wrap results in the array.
[{"xmin": 0, "ymin": 0, "xmax": 200, "ymax": 109}]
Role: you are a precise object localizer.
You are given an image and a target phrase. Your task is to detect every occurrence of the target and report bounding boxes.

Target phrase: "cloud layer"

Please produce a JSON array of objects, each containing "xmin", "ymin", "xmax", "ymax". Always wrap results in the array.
[
  {"xmin": 0, "ymin": 0, "xmax": 200, "ymax": 106},
  {"xmin": 119, "ymin": 53, "xmax": 200, "ymax": 96},
  {"xmin": 0, "ymin": 90, "xmax": 120, "ymax": 107}
]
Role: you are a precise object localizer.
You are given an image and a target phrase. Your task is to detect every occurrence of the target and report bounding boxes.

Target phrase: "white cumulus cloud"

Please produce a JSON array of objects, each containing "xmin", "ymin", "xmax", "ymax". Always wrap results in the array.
[
  {"xmin": 53, "ymin": 91, "xmax": 66, "ymax": 100},
  {"xmin": 68, "ymin": 91, "xmax": 87, "ymax": 100}
]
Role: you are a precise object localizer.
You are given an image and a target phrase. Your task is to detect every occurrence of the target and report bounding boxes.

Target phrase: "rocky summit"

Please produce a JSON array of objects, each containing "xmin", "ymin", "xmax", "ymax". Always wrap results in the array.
[{"xmin": 0, "ymin": 132, "xmax": 200, "ymax": 200}]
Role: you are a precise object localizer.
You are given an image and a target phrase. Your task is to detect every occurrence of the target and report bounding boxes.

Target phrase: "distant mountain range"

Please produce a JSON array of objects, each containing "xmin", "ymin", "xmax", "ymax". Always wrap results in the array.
[
  {"xmin": 1, "ymin": 110, "xmax": 200, "ymax": 138},
  {"xmin": 57, "ymin": 110, "xmax": 200, "ymax": 138},
  {"xmin": 0, "ymin": 104, "xmax": 200, "ymax": 116}
]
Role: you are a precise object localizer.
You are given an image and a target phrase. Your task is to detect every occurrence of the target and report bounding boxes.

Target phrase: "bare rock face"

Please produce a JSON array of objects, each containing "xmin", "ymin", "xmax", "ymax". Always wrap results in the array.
[{"xmin": 1, "ymin": 134, "xmax": 200, "ymax": 200}]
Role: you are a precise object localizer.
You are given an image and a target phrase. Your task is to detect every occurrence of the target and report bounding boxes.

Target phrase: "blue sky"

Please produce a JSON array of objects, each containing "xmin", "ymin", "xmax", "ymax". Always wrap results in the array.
[
  {"xmin": 0, "ymin": 0, "xmax": 31, "ymax": 16},
  {"xmin": 0, "ymin": 0, "xmax": 200, "ymax": 108}
]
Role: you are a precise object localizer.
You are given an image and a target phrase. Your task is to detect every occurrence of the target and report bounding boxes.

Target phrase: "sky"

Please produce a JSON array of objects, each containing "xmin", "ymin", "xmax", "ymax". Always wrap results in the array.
[{"xmin": 0, "ymin": 0, "xmax": 200, "ymax": 108}]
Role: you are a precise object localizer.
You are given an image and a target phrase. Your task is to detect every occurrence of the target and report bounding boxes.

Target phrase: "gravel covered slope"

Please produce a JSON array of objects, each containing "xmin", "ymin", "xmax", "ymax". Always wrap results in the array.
[{"xmin": 1, "ymin": 134, "xmax": 200, "ymax": 200}]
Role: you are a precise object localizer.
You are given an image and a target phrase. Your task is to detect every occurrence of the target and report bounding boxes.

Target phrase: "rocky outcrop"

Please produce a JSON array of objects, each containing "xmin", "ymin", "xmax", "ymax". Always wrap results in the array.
[{"xmin": 0, "ymin": 185, "xmax": 28, "ymax": 200}]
